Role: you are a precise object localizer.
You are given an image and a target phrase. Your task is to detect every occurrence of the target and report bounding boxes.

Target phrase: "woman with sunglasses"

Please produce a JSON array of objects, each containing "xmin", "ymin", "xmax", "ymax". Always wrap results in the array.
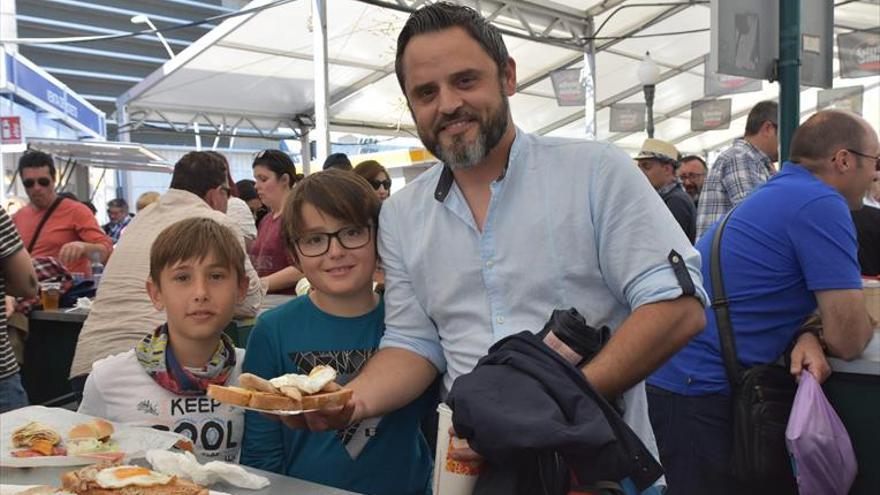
[
  {"xmin": 353, "ymin": 160, "xmax": 392, "ymax": 202},
  {"xmin": 250, "ymin": 150, "xmax": 304, "ymax": 294}
]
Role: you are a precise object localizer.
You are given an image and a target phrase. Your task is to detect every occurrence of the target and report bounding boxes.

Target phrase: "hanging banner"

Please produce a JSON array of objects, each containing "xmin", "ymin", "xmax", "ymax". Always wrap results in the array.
[
  {"xmin": 549, "ymin": 69, "xmax": 585, "ymax": 106},
  {"xmin": 704, "ymin": 59, "xmax": 762, "ymax": 96},
  {"xmin": 838, "ymin": 30, "xmax": 880, "ymax": 78},
  {"xmin": 691, "ymin": 99, "xmax": 732, "ymax": 131},
  {"xmin": 609, "ymin": 103, "xmax": 646, "ymax": 132},
  {"xmin": 816, "ymin": 86, "xmax": 864, "ymax": 115}
]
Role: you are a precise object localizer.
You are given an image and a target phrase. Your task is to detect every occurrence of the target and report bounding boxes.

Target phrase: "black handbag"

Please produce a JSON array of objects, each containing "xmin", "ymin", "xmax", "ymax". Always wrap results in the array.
[{"xmin": 709, "ymin": 209, "xmax": 797, "ymax": 492}]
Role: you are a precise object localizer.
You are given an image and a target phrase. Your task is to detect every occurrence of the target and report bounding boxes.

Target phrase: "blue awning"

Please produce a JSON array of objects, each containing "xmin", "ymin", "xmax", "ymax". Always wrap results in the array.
[{"xmin": 0, "ymin": 48, "xmax": 105, "ymax": 140}]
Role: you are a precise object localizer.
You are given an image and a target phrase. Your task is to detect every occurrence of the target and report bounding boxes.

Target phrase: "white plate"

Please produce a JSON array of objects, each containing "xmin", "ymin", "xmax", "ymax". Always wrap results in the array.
[
  {"xmin": 0, "ymin": 407, "xmax": 186, "ymax": 468},
  {"xmin": 0, "ymin": 486, "xmax": 228, "ymax": 495},
  {"xmin": 234, "ymin": 404, "xmax": 319, "ymax": 416}
]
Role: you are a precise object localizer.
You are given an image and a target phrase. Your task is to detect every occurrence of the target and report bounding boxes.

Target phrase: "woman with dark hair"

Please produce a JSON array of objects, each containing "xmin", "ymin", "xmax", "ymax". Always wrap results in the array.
[
  {"xmin": 353, "ymin": 160, "xmax": 392, "ymax": 202},
  {"xmin": 250, "ymin": 149, "xmax": 303, "ymax": 294}
]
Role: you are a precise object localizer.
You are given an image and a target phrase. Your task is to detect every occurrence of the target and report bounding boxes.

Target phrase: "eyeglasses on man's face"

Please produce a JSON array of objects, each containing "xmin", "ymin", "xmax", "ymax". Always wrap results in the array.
[
  {"xmin": 846, "ymin": 149, "xmax": 880, "ymax": 172},
  {"xmin": 678, "ymin": 172, "xmax": 705, "ymax": 181},
  {"xmin": 295, "ymin": 225, "xmax": 372, "ymax": 257},
  {"xmin": 369, "ymin": 179, "xmax": 392, "ymax": 190},
  {"xmin": 23, "ymin": 177, "xmax": 51, "ymax": 189}
]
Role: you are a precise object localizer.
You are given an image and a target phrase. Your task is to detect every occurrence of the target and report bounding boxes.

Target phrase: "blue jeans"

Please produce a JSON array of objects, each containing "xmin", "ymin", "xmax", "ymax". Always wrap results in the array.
[
  {"xmin": 647, "ymin": 385, "xmax": 741, "ymax": 495},
  {"xmin": 0, "ymin": 372, "xmax": 29, "ymax": 413}
]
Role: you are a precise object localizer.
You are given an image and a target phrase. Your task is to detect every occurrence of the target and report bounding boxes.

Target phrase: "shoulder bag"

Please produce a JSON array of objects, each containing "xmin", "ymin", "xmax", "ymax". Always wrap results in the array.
[
  {"xmin": 26, "ymin": 195, "xmax": 66, "ymax": 253},
  {"xmin": 710, "ymin": 208, "xmax": 798, "ymax": 492}
]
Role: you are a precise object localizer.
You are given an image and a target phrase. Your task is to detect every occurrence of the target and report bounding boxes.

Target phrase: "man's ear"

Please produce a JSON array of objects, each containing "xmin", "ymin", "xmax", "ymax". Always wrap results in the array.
[
  {"xmin": 501, "ymin": 57, "xmax": 517, "ymax": 96},
  {"xmin": 146, "ymin": 277, "xmax": 164, "ymax": 311},
  {"xmin": 831, "ymin": 149, "xmax": 852, "ymax": 174}
]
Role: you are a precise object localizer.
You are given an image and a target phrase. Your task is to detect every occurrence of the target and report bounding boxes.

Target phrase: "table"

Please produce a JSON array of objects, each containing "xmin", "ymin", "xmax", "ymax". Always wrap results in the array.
[
  {"xmin": 826, "ymin": 332, "xmax": 880, "ymax": 495},
  {"xmin": 0, "ymin": 463, "xmax": 361, "ymax": 494},
  {"xmin": 22, "ymin": 295, "xmax": 295, "ymax": 406}
]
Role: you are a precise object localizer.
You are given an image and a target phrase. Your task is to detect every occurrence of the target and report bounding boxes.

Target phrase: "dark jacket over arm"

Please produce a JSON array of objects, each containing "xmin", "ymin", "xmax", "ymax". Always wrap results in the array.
[{"xmin": 447, "ymin": 331, "xmax": 662, "ymax": 494}]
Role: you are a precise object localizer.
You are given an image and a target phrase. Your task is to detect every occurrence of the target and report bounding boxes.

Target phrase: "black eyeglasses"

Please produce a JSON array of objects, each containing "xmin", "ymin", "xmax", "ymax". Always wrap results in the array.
[
  {"xmin": 369, "ymin": 179, "xmax": 392, "ymax": 190},
  {"xmin": 295, "ymin": 225, "xmax": 372, "ymax": 257},
  {"xmin": 22, "ymin": 177, "xmax": 51, "ymax": 189},
  {"xmin": 846, "ymin": 149, "xmax": 880, "ymax": 171}
]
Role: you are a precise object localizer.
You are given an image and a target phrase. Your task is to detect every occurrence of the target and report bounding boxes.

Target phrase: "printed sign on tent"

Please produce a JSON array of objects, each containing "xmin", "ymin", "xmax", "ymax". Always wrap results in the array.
[
  {"xmin": 704, "ymin": 59, "xmax": 763, "ymax": 96},
  {"xmin": 838, "ymin": 31, "xmax": 880, "ymax": 78},
  {"xmin": 609, "ymin": 103, "xmax": 646, "ymax": 133},
  {"xmin": 817, "ymin": 86, "xmax": 864, "ymax": 115},
  {"xmin": 0, "ymin": 116, "xmax": 22, "ymax": 145},
  {"xmin": 550, "ymin": 69, "xmax": 586, "ymax": 107},
  {"xmin": 691, "ymin": 99, "xmax": 732, "ymax": 131}
]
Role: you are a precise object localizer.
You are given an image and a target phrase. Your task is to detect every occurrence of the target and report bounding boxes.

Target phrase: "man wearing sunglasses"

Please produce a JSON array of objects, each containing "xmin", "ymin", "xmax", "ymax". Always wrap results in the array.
[{"xmin": 12, "ymin": 151, "xmax": 112, "ymax": 277}]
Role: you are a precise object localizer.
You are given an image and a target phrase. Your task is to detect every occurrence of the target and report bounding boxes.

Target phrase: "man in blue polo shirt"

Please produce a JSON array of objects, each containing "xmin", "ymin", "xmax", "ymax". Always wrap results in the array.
[{"xmin": 648, "ymin": 109, "xmax": 878, "ymax": 494}]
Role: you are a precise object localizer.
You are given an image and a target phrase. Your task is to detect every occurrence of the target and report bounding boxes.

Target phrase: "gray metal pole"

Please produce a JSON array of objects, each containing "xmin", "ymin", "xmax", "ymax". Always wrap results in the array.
[
  {"xmin": 312, "ymin": 0, "xmax": 330, "ymax": 165},
  {"xmin": 583, "ymin": 18, "xmax": 597, "ymax": 140}
]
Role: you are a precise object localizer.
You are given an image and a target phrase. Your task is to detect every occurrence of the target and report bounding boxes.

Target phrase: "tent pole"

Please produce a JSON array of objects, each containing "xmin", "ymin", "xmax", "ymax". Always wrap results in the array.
[
  {"xmin": 583, "ymin": 17, "xmax": 597, "ymax": 140},
  {"xmin": 312, "ymin": 0, "xmax": 330, "ymax": 165},
  {"xmin": 778, "ymin": 0, "xmax": 800, "ymax": 162}
]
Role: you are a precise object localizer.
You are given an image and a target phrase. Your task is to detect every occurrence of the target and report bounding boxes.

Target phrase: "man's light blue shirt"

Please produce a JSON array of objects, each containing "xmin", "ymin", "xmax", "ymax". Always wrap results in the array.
[{"xmin": 378, "ymin": 129, "xmax": 708, "ymax": 455}]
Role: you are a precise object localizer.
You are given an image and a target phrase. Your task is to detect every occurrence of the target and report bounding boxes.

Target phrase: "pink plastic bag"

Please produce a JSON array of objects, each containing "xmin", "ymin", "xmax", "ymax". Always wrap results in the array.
[{"xmin": 785, "ymin": 371, "xmax": 857, "ymax": 495}]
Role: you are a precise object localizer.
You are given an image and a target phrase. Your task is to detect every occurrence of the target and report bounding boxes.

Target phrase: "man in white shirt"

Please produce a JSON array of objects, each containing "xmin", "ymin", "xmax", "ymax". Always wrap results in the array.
[{"xmin": 296, "ymin": 4, "xmax": 707, "ymax": 473}]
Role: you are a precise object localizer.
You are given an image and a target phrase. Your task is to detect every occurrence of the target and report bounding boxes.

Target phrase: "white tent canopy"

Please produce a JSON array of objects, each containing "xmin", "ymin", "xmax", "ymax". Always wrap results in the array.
[{"xmin": 117, "ymin": 0, "xmax": 880, "ymax": 157}]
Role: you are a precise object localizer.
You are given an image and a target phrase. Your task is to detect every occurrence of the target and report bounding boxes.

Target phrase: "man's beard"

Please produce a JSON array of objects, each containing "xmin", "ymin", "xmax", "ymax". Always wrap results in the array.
[{"xmin": 419, "ymin": 93, "xmax": 510, "ymax": 171}]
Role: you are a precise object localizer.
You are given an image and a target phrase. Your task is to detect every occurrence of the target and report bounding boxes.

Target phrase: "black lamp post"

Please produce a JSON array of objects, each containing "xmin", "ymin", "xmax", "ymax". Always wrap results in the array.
[{"xmin": 638, "ymin": 52, "xmax": 660, "ymax": 138}]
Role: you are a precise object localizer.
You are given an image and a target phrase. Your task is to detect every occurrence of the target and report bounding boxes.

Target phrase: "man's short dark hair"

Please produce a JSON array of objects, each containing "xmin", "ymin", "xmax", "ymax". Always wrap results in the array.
[
  {"xmin": 107, "ymin": 198, "xmax": 128, "ymax": 211},
  {"xmin": 169, "ymin": 151, "xmax": 227, "ymax": 198},
  {"xmin": 745, "ymin": 101, "xmax": 778, "ymax": 136},
  {"xmin": 680, "ymin": 155, "xmax": 708, "ymax": 170},
  {"xmin": 18, "ymin": 150, "xmax": 56, "ymax": 178},
  {"xmin": 322, "ymin": 153, "xmax": 352, "ymax": 171},
  {"xmin": 236, "ymin": 179, "xmax": 259, "ymax": 202},
  {"xmin": 790, "ymin": 110, "xmax": 868, "ymax": 169},
  {"xmin": 395, "ymin": 2, "xmax": 509, "ymax": 94}
]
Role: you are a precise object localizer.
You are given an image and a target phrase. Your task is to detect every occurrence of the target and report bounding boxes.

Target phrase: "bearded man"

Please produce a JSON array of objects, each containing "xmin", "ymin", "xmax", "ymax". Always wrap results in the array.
[{"xmin": 289, "ymin": 2, "xmax": 708, "ymax": 477}]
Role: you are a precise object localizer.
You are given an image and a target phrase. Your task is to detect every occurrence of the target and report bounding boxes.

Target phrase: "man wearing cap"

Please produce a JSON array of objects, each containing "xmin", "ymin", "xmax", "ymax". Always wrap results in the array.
[
  {"xmin": 696, "ymin": 100, "xmax": 779, "ymax": 238},
  {"xmin": 636, "ymin": 139, "xmax": 697, "ymax": 243}
]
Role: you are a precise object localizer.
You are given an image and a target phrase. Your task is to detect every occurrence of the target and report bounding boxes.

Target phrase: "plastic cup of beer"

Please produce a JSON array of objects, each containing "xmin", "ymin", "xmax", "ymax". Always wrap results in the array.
[
  {"xmin": 434, "ymin": 403, "xmax": 482, "ymax": 495},
  {"xmin": 40, "ymin": 282, "xmax": 61, "ymax": 310}
]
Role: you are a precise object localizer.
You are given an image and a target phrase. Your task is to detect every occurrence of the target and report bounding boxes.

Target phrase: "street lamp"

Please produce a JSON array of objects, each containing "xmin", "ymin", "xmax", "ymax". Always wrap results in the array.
[
  {"xmin": 637, "ymin": 51, "xmax": 660, "ymax": 138},
  {"xmin": 131, "ymin": 15, "xmax": 175, "ymax": 60}
]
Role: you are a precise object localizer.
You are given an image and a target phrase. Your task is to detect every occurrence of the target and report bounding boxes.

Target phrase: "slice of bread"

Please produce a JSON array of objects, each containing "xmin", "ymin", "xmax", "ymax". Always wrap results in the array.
[
  {"xmin": 61, "ymin": 464, "xmax": 208, "ymax": 495},
  {"xmin": 238, "ymin": 373, "xmax": 278, "ymax": 394},
  {"xmin": 206, "ymin": 385, "xmax": 252, "ymax": 407},
  {"xmin": 248, "ymin": 391, "xmax": 298, "ymax": 411},
  {"xmin": 302, "ymin": 388, "xmax": 352, "ymax": 410}
]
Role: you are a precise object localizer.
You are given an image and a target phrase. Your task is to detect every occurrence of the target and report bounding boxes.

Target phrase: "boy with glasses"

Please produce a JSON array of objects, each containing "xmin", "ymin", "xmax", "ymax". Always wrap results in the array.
[{"xmin": 240, "ymin": 170, "xmax": 431, "ymax": 495}]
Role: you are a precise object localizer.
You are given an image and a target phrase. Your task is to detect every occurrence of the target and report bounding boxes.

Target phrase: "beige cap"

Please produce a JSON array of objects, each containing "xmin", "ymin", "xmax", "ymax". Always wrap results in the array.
[{"xmin": 634, "ymin": 138, "xmax": 680, "ymax": 163}]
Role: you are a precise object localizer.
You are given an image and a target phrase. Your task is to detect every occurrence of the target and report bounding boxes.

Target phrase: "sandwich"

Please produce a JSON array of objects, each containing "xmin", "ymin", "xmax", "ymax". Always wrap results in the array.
[
  {"xmin": 11, "ymin": 421, "xmax": 65, "ymax": 457},
  {"xmin": 61, "ymin": 462, "xmax": 208, "ymax": 495},
  {"xmin": 66, "ymin": 419, "xmax": 121, "ymax": 460},
  {"xmin": 207, "ymin": 365, "xmax": 352, "ymax": 412}
]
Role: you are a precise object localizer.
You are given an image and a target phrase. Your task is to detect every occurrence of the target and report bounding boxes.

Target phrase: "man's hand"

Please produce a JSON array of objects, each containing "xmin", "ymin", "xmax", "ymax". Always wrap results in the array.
[
  {"xmin": 447, "ymin": 427, "xmax": 483, "ymax": 462},
  {"xmin": 58, "ymin": 241, "xmax": 89, "ymax": 265},
  {"xmin": 270, "ymin": 399, "xmax": 359, "ymax": 431},
  {"xmin": 790, "ymin": 332, "xmax": 832, "ymax": 384}
]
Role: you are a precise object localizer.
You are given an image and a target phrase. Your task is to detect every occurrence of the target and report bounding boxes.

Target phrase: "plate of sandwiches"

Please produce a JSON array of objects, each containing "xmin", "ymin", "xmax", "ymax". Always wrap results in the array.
[
  {"xmin": 0, "ymin": 461, "xmax": 222, "ymax": 495},
  {"xmin": 10, "ymin": 420, "xmax": 121, "ymax": 461},
  {"xmin": 207, "ymin": 365, "xmax": 352, "ymax": 416},
  {"xmin": 0, "ymin": 408, "xmax": 187, "ymax": 468}
]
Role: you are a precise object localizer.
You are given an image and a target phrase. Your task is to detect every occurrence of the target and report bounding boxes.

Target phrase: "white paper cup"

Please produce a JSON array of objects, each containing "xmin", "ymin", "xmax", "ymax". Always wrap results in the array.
[{"xmin": 433, "ymin": 403, "xmax": 482, "ymax": 495}]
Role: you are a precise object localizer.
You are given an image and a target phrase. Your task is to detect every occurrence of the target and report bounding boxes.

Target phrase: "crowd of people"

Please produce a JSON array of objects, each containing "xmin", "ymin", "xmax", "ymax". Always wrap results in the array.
[{"xmin": 0, "ymin": 2, "xmax": 878, "ymax": 495}]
